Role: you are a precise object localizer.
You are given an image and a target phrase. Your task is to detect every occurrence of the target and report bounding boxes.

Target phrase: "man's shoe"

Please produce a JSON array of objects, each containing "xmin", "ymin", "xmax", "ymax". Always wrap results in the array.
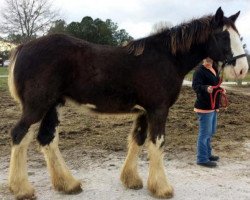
[
  {"xmin": 197, "ymin": 161, "xmax": 217, "ymax": 168},
  {"xmin": 209, "ymin": 155, "xmax": 220, "ymax": 161}
]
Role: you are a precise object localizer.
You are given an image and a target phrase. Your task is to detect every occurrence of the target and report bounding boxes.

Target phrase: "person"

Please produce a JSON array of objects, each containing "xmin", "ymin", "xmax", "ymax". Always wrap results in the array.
[{"xmin": 192, "ymin": 57, "xmax": 225, "ymax": 168}]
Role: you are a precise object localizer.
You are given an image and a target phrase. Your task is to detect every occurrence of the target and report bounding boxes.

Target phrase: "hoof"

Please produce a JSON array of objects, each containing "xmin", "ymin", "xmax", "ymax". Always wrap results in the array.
[
  {"xmin": 120, "ymin": 169, "xmax": 143, "ymax": 190},
  {"xmin": 54, "ymin": 179, "xmax": 82, "ymax": 194},
  {"xmin": 65, "ymin": 180, "xmax": 82, "ymax": 194},
  {"xmin": 148, "ymin": 183, "xmax": 174, "ymax": 199},
  {"xmin": 16, "ymin": 193, "xmax": 36, "ymax": 200},
  {"xmin": 9, "ymin": 183, "xmax": 36, "ymax": 200}
]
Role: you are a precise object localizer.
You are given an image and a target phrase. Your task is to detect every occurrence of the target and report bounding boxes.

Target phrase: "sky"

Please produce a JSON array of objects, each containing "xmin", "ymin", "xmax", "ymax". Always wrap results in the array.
[
  {"xmin": 0, "ymin": 0, "xmax": 250, "ymax": 50},
  {"xmin": 53, "ymin": 0, "xmax": 250, "ymax": 49}
]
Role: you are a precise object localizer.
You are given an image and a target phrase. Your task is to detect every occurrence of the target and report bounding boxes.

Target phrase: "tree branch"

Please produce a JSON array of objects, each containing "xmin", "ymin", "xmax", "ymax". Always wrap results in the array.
[{"xmin": 0, "ymin": 0, "xmax": 59, "ymax": 42}]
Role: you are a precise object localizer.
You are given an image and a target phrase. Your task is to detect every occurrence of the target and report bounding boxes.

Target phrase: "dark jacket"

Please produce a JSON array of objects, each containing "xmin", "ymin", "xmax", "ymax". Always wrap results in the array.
[{"xmin": 192, "ymin": 64, "xmax": 221, "ymax": 110}]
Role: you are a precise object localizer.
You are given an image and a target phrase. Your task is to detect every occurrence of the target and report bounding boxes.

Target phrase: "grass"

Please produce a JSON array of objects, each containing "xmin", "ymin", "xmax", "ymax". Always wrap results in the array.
[
  {"xmin": 241, "ymin": 72, "xmax": 250, "ymax": 81},
  {"xmin": 0, "ymin": 67, "xmax": 8, "ymax": 76},
  {"xmin": 185, "ymin": 70, "xmax": 250, "ymax": 82},
  {"xmin": 0, "ymin": 67, "xmax": 8, "ymax": 91},
  {"xmin": 0, "ymin": 77, "xmax": 8, "ymax": 91},
  {"xmin": 185, "ymin": 70, "xmax": 195, "ymax": 81}
]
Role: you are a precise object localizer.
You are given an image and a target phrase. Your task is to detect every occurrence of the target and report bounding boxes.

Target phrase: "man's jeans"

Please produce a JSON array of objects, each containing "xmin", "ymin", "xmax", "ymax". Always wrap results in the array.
[{"xmin": 197, "ymin": 111, "xmax": 217, "ymax": 163}]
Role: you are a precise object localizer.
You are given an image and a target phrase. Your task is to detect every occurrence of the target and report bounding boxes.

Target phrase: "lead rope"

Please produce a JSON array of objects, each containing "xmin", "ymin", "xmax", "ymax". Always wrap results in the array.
[{"xmin": 209, "ymin": 69, "xmax": 228, "ymax": 110}]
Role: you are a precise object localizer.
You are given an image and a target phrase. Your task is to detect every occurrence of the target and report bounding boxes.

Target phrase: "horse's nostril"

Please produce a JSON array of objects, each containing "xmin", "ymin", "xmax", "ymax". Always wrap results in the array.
[{"xmin": 240, "ymin": 70, "xmax": 243, "ymax": 75}]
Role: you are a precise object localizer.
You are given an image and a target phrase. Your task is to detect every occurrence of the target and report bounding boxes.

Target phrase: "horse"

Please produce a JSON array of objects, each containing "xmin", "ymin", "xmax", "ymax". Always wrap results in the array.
[{"xmin": 7, "ymin": 7, "xmax": 248, "ymax": 199}]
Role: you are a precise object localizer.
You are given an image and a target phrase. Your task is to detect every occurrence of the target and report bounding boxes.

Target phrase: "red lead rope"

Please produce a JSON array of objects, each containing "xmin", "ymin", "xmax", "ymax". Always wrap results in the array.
[{"xmin": 210, "ymin": 78, "xmax": 228, "ymax": 109}]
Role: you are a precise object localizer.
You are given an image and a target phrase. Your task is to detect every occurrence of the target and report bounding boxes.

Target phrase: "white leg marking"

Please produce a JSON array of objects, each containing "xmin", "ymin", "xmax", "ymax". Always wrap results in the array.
[
  {"xmin": 9, "ymin": 131, "xmax": 35, "ymax": 200},
  {"xmin": 41, "ymin": 129, "xmax": 82, "ymax": 193},
  {"xmin": 120, "ymin": 134, "xmax": 143, "ymax": 189},
  {"xmin": 147, "ymin": 136, "xmax": 173, "ymax": 198}
]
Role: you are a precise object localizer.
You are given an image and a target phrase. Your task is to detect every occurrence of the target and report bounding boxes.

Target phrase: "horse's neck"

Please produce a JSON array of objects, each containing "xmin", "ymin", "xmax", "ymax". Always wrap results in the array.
[{"xmin": 175, "ymin": 43, "xmax": 208, "ymax": 76}]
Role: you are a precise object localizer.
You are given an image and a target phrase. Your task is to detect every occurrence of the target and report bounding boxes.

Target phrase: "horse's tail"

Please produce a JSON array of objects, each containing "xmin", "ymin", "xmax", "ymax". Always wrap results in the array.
[{"xmin": 8, "ymin": 45, "xmax": 23, "ymax": 104}]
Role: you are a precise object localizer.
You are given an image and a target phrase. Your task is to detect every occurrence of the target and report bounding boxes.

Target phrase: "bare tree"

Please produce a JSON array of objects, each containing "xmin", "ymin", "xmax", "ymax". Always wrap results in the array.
[{"xmin": 0, "ymin": 0, "xmax": 58, "ymax": 43}]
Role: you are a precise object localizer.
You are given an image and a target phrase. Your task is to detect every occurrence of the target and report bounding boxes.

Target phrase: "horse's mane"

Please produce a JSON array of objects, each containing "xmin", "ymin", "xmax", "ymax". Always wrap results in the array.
[{"xmin": 125, "ymin": 15, "xmax": 215, "ymax": 55}]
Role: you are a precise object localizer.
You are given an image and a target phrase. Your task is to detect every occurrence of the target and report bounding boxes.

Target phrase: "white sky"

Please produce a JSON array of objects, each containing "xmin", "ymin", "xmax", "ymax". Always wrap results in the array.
[
  {"xmin": 1, "ymin": 0, "xmax": 250, "ymax": 49},
  {"xmin": 54, "ymin": 0, "xmax": 250, "ymax": 49}
]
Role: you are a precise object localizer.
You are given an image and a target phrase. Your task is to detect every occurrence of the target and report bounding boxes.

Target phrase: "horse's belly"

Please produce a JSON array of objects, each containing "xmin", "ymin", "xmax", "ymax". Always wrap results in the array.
[
  {"xmin": 66, "ymin": 82, "xmax": 139, "ymax": 113},
  {"xmin": 82, "ymin": 98, "xmax": 137, "ymax": 113}
]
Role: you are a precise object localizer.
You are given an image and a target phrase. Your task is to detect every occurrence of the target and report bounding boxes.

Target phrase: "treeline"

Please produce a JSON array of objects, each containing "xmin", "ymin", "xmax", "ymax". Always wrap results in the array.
[
  {"xmin": 48, "ymin": 17, "xmax": 133, "ymax": 46},
  {"xmin": 6, "ymin": 17, "xmax": 133, "ymax": 46}
]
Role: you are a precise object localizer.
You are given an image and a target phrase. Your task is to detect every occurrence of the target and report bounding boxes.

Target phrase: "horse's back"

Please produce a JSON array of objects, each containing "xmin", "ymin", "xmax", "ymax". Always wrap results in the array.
[{"xmin": 11, "ymin": 34, "xmax": 137, "ymax": 111}]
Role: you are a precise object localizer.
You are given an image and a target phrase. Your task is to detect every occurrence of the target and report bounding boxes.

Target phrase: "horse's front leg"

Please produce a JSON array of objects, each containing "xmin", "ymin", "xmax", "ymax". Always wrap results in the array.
[{"xmin": 147, "ymin": 108, "xmax": 173, "ymax": 198}]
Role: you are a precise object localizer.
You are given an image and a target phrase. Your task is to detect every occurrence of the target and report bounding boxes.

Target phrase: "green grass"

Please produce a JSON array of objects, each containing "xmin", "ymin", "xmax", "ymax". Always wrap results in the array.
[
  {"xmin": 185, "ymin": 70, "xmax": 194, "ymax": 81},
  {"xmin": 0, "ymin": 67, "xmax": 8, "ymax": 76},
  {"xmin": 0, "ymin": 67, "xmax": 8, "ymax": 91},
  {"xmin": 241, "ymin": 72, "xmax": 250, "ymax": 81},
  {"xmin": 185, "ymin": 70, "xmax": 250, "ymax": 82},
  {"xmin": 222, "ymin": 71, "xmax": 250, "ymax": 82},
  {"xmin": 0, "ymin": 77, "xmax": 8, "ymax": 91}
]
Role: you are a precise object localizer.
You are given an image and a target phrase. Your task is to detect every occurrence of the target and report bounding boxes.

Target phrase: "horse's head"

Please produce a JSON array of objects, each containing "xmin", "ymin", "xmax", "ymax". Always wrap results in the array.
[{"xmin": 207, "ymin": 7, "xmax": 249, "ymax": 79}]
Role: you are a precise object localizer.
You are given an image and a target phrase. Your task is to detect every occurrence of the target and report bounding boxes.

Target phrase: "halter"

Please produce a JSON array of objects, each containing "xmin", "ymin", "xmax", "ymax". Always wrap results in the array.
[
  {"xmin": 221, "ymin": 53, "xmax": 247, "ymax": 68},
  {"xmin": 209, "ymin": 51, "xmax": 246, "ymax": 110},
  {"xmin": 211, "ymin": 34, "xmax": 247, "ymax": 68},
  {"xmin": 205, "ymin": 30, "xmax": 247, "ymax": 109},
  {"xmin": 208, "ymin": 34, "xmax": 246, "ymax": 109}
]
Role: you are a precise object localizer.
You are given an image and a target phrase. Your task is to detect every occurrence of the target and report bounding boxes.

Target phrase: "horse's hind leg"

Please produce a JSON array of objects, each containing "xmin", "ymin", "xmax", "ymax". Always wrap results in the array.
[
  {"xmin": 9, "ymin": 109, "xmax": 44, "ymax": 200},
  {"xmin": 37, "ymin": 105, "xmax": 82, "ymax": 194},
  {"xmin": 120, "ymin": 112, "xmax": 148, "ymax": 189},
  {"xmin": 147, "ymin": 109, "xmax": 173, "ymax": 198}
]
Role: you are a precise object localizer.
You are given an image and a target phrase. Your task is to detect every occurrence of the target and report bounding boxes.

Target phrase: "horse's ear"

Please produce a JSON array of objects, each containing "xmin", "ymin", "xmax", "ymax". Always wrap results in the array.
[
  {"xmin": 212, "ymin": 7, "xmax": 224, "ymax": 28},
  {"xmin": 229, "ymin": 11, "xmax": 240, "ymax": 23}
]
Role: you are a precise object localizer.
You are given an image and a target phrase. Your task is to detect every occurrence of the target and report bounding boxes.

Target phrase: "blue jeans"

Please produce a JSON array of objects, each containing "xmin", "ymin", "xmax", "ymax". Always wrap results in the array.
[{"xmin": 196, "ymin": 111, "xmax": 217, "ymax": 163}]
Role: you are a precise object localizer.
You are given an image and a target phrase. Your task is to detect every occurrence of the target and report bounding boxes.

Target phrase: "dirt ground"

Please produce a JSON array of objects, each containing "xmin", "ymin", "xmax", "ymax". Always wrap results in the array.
[{"xmin": 0, "ymin": 85, "xmax": 250, "ymax": 199}]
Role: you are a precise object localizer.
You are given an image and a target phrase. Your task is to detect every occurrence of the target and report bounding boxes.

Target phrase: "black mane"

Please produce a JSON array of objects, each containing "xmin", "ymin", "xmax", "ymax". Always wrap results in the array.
[{"xmin": 125, "ymin": 15, "xmax": 216, "ymax": 55}]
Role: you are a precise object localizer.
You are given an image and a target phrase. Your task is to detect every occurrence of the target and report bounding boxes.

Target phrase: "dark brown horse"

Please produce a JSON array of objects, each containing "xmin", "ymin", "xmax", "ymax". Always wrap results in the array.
[{"xmin": 7, "ymin": 7, "xmax": 248, "ymax": 199}]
